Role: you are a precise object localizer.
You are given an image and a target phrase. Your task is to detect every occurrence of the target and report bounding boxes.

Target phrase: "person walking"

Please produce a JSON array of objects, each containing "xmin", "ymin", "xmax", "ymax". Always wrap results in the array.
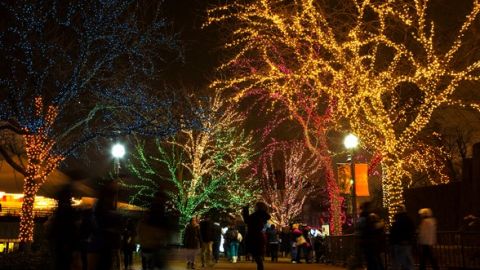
[
  {"xmin": 184, "ymin": 217, "xmax": 202, "ymax": 270},
  {"xmin": 390, "ymin": 205, "xmax": 415, "ymax": 270},
  {"xmin": 121, "ymin": 219, "xmax": 136, "ymax": 270},
  {"xmin": 418, "ymin": 208, "xmax": 439, "ymax": 270},
  {"xmin": 87, "ymin": 181, "xmax": 123, "ymax": 270},
  {"xmin": 212, "ymin": 221, "xmax": 222, "ymax": 264},
  {"xmin": 357, "ymin": 201, "xmax": 385, "ymax": 270},
  {"xmin": 266, "ymin": 225, "xmax": 279, "ymax": 262},
  {"xmin": 226, "ymin": 224, "xmax": 242, "ymax": 263},
  {"xmin": 280, "ymin": 227, "xmax": 290, "ymax": 258},
  {"xmin": 242, "ymin": 202, "xmax": 271, "ymax": 270},
  {"xmin": 45, "ymin": 185, "xmax": 80, "ymax": 270},
  {"xmin": 136, "ymin": 192, "xmax": 173, "ymax": 270},
  {"xmin": 199, "ymin": 216, "xmax": 214, "ymax": 268}
]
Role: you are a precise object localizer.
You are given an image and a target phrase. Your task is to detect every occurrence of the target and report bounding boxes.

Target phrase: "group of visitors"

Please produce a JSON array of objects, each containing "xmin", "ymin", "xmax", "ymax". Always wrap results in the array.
[
  {"xmin": 183, "ymin": 202, "xmax": 270, "ymax": 270},
  {"xmin": 45, "ymin": 182, "xmax": 174, "ymax": 270},
  {"xmin": 45, "ymin": 182, "xmax": 445, "ymax": 270},
  {"xmin": 356, "ymin": 201, "xmax": 440, "ymax": 270}
]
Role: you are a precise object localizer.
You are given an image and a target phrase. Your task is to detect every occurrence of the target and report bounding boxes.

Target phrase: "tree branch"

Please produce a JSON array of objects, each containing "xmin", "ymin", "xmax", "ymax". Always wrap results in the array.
[{"xmin": 0, "ymin": 146, "xmax": 27, "ymax": 176}]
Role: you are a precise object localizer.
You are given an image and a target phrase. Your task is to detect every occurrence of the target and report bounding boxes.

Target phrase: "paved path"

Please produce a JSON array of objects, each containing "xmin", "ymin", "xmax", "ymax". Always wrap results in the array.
[{"xmin": 132, "ymin": 257, "xmax": 345, "ymax": 270}]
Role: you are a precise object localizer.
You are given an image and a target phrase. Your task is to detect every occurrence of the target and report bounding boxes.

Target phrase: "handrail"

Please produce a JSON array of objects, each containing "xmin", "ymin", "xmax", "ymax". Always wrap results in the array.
[{"xmin": 325, "ymin": 231, "xmax": 480, "ymax": 269}]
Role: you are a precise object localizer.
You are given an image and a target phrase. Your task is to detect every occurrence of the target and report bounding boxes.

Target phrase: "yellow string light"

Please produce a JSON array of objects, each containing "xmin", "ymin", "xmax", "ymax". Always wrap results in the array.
[{"xmin": 207, "ymin": 0, "xmax": 480, "ymax": 222}]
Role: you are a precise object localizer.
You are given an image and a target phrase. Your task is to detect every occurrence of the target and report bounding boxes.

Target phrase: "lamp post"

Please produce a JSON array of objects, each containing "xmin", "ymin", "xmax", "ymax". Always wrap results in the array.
[
  {"xmin": 344, "ymin": 134, "xmax": 359, "ymax": 226},
  {"xmin": 111, "ymin": 143, "xmax": 125, "ymax": 176}
]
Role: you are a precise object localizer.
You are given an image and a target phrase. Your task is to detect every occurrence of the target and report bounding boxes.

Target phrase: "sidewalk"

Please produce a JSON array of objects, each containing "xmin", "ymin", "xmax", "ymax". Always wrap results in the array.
[{"xmin": 132, "ymin": 257, "xmax": 345, "ymax": 270}]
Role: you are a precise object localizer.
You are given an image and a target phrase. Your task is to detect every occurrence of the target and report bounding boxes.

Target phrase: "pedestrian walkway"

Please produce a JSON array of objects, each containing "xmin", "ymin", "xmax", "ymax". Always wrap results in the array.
[{"xmin": 132, "ymin": 257, "xmax": 345, "ymax": 270}]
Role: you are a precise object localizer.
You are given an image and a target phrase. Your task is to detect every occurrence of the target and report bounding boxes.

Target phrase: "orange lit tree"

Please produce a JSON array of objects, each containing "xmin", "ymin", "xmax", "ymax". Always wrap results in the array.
[
  {"xmin": 0, "ymin": 1, "xmax": 181, "ymax": 244},
  {"xmin": 208, "ymin": 0, "xmax": 480, "ymax": 221}
]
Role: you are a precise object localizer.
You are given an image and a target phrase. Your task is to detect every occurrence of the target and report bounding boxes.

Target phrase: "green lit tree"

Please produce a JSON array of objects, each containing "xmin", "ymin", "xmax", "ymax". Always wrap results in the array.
[{"xmin": 126, "ymin": 91, "xmax": 256, "ymax": 229}]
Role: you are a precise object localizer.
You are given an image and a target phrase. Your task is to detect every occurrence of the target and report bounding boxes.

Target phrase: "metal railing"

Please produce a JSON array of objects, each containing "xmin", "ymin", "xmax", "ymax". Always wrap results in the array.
[
  {"xmin": 325, "ymin": 232, "xmax": 480, "ymax": 269},
  {"xmin": 0, "ymin": 206, "xmax": 53, "ymax": 217}
]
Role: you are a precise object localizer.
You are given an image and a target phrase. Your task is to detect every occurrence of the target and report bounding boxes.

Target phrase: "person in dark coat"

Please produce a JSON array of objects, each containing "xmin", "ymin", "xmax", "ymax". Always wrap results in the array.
[
  {"xmin": 199, "ymin": 216, "xmax": 214, "ymax": 267},
  {"xmin": 357, "ymin": 201, "xmax": 385, "ymax": 270},
  {"xmin": 242, "ymin": 202, "xmax": 271, "ymax": 270},
  {"xmin": 137, "ymin": 191, "xmax": 173, "ymax": 270},
  {"xmin": 184, "ymin": 217, "xmax": 201, "ymax": 269},
  {"xmin": 121, "ymin": 219, "xmax": 136, "ymax": 270},
  {"xmin": 87, "ymin": 181, "xmax": 123, "ymax": 270},
  {"xmin": 390, "ymin": 204, "xmax": 415, "ymax": 270},
  {"xmin": 45, "ymin": 184, "xmax": 79, "ymax": 270},
  {"xmin": 280, "ymin": 227, "xmax": 290, "ymax": 258},
  {"xmin": 266, "ymin": 224, "xmax": 279, "ymax": 262},
  {"xmin": 212, "ymin": 221, "xmax": 222, "ymax": 263}
]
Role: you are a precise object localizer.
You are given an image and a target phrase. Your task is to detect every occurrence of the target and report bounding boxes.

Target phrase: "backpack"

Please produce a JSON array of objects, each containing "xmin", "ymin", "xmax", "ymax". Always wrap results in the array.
[{"xmin": 226, "ymin": 229, "xmax": 238, "ymax": 241}]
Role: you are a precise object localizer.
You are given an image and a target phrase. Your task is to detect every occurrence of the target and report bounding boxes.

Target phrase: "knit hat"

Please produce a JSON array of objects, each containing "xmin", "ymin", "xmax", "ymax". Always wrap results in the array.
[{"xmin": 418, "ymin": 208, "xmax": 433, "ymax": 217}]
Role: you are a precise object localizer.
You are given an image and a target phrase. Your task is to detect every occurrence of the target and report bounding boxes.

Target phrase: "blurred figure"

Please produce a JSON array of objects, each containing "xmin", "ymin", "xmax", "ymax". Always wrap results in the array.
[
  {"xmin": 78, "ymin": 209, "xmax": 93, "ymax": 270},
  {"xmin": 418, "ymin": 208, "xmax": 439, "ymax": 270},
  {"xmin": 199, "ymin": 216, "xmax": 214, "ymax": 267},
  {"xmin": 280, "ymin": 227, "xmax": 290, "ymax": 258},
  {"xmin": 242, "ymin": 202, "xmax": 271, "ymax": 270},
  {"xmin": 45, "ymin": 184, "xmax": 80, "ymax": 270},
  {"xmin": 184, "ymin": 217, "xmax": 201, "ymax": 269},
  {"xmin": 237, "ymin": 219, "xmax": 248, "ymax": 262},
  {"xmin": 290, "ymin": 224, "xmax": 299, "ymax": 263},
  {"xmin": 266, "ymin": 224, "xmax": 279, "ymax": 262},
  {"xmin": 390, "ymin": 205, "xmax": 415, "ymax": 270},
  {"xmin": 226, "ymin": 223, "xmax": 242, "ymax": 263},
  {"xmin": 87, "ymin": 181, "xmax": 122, "ymax": 270},
  {"xmin": 293, "ymin": 226, "xmax": 309, "ymax": 263},
  {"xmin": 313, "ymin": 230, "xmax": 326, "ymax": 263},
  {"xmin": 121, "ymin": 219, "xmax": 136, "ymax": 270},
  {"xmin": 137, "ymin": 191, "xmax": 173, "ymax": 270},
  {"xmin": 212, "ymin": 220, "xmax": 222, "ymax": 263},
  {"xmin": 357, "ymin": 201, "xmax": 385, "ymax": 270}
]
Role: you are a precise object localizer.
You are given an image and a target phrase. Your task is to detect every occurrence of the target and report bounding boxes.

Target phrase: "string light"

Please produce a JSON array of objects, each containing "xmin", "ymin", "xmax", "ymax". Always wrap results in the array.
[
  {"xmin": 254, "ymin": 140, "xmax": 322, "ymax": 227},
  {"xmin": 19, "ymin": 97, "xmax": 64, "ymax": 243},
  {"xmin": 243, "ymin": 88, "xmax": 344, "ymax": 234},
  {"xmin": 0, "ymin": 0, "xmax": 181, "ymax": 242},
  {"xmin": 125, "ymin": 91, "xmax": 256, "ymax": 228},
  {"xmin": 207, "ymin": 0, "xmax": 480, "ymax": 222}
]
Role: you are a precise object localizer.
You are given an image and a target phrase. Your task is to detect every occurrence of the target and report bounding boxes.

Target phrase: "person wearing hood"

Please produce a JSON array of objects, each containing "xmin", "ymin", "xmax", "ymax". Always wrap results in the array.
[{"xmin": 418, "ymin": 208, "xmax": 439, "ymax": 270}]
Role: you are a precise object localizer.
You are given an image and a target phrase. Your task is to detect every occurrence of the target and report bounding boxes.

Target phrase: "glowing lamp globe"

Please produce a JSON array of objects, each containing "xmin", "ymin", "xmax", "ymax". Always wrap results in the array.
[
  {"xmin": 343, "ymin": 134, "xmax": 359, "ymax": 149},
  {"xmin": 111, "ymin": 144, "xmax": 126, "ymax": 159}
]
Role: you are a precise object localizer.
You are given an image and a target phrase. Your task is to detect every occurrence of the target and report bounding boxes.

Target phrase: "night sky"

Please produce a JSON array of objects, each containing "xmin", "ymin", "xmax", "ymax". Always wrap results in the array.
[{"xmin": 2, "ymin": 0, "xmax": 480, "ymax": 199}]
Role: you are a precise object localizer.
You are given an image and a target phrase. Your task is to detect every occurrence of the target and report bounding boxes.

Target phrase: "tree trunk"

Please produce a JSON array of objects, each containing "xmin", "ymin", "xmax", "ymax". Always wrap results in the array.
[
  {"xmin": 325, "ymin": 161, "xmax": 343, "ymax": 235},
  {"xmin": 19, "ymin": 175, "xmax": 37, "ymax": 245},
  {"xmin": 381, "ymin": 162, "xmax": 405, "ymax": 224}
]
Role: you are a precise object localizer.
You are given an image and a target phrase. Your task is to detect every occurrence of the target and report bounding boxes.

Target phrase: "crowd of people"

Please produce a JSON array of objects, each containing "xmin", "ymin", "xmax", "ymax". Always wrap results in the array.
[
  {"xmin": 45, "ymin": 182, "xmax": 455, "ymax": 270},
  {"xmin": 182, "ymin": 202, "xmax": 331, "ymax": 270}
]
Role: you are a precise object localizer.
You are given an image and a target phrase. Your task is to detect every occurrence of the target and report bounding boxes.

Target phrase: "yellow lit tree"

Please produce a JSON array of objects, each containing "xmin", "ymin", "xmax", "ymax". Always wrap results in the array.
[
  {"xmin": 207, "ymin": 0, "xmax": 480, "ymax": 221},
  {"xmin": 126, "ymin": 90, "xmax": 256, "ymax": 229}
]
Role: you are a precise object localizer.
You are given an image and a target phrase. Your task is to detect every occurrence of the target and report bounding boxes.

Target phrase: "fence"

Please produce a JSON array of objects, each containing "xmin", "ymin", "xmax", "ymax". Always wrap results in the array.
[
  {"xmin": 0, "ymin": 206, "xmax": 53, "ymax": 218},
  {"xmin": 325, "ymin": 232, "xmax": 480, "ymax": 269}
]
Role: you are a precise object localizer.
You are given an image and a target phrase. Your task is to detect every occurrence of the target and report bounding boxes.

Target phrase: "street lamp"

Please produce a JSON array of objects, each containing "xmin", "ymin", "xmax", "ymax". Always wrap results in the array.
[
  {"xmin": 344, "ymin": 133, "xmax": 359, "ymax": 226},
  {"xmin": 111, "ymin": 143, "xmax": 125, "ymax": 176}
]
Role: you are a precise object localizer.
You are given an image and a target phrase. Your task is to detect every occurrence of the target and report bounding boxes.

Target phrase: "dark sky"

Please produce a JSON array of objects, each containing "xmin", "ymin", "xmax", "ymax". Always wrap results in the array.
[{"xmin": 162, "ymin": 0, "xmax": 221, "ymax": 89}]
